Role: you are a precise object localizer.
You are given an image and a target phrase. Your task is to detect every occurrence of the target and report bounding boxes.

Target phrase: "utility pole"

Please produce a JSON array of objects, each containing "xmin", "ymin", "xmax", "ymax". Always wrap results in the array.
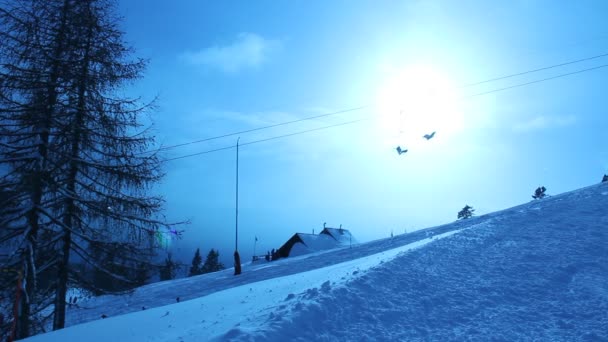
[
  {"xmin": 234, "ymin": 138, "xmax": 242, "ymax": 275},
  {"xmin": 235, "ymin": 137, "xmax": 239, "ymax": 251},
  {"xmin": 253, "ymin": 236, "xmax": 258, "ymax": 261}
]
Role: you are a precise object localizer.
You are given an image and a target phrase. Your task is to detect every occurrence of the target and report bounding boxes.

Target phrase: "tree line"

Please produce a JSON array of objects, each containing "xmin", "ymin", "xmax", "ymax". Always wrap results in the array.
[{"xmin": 157, "ymin": 248, "xmax": 225, "ymax": 281}]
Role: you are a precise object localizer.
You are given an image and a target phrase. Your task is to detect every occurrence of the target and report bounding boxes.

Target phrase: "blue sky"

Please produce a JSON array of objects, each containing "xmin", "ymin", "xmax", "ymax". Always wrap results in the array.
[{"xmin": 118, "ymin": 0, "xmax": 608, "ymax": 266}]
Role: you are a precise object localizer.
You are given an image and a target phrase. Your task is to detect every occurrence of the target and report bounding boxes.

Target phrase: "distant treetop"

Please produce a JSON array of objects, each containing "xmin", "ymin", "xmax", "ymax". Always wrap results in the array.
[{"xmin": 458, "ymin": 205, "xmax": 475, "ymax": 220}]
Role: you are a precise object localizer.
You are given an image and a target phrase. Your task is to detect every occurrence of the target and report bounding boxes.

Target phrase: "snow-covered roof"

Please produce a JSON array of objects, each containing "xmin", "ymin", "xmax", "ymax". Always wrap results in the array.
[
  {"xmin": 277, "ymin": 229, "xmax": 357, "ymax": 258},
  {"xmin": 287, "ymin": 233, "xmax": 339, "ymax": 257},
  {"xmin": 297, "ymin": 233, "xmax": 337, "ymax": 249},
  {"xmin": 320, "ymin": 227, "xmax": 357, "ymax": 245}
]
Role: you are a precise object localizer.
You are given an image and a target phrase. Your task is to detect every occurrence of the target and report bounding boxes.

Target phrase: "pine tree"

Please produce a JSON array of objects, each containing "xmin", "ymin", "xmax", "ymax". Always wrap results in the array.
[
  {"xmin": 457, "ymin": 205, "xmax": 474, "ymax": 220},
  {"xmin": 0, "ymin": 0, "xmax": 182, "ymax": 335},
  {"xmin": 201, "ymin": 249, "xmax": 225, "ymax": 274},
  {"xmin": 532, "ymin": 186, "xmax": 547, "ymax": 199},
  {"xmin": 82, "ymin": 241, "xmax": 151, "ymax": 295},
  {"xmin": 0, "ymin": 1, "xmax": 66, "ymax": 339},
  {"xmin": 0, "ymin": 0, "xmax": 76, "ymax": 335},
  {"xmin": 188, "ymin": 248, "xmax": 203, "ymax": 277},
  {"xmin": 159, "ymin": 253, "xmax": 177, "ymax": 281},
  {"xmin": 134, "ymin": 262, "xmax": 150, "ymax": 287}
]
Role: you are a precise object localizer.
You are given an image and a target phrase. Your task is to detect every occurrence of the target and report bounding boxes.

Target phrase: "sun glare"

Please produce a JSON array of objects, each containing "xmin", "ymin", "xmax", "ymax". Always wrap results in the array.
[{"xmin": 375, "ymin": 65, "xmax": 464, "ymax": 149}]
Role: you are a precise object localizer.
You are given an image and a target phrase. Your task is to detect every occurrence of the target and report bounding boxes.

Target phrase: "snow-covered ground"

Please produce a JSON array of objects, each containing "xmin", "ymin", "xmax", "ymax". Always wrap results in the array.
[{"xmin": 24, "ymin": 183, "xmax": 608, "ymax": 341}]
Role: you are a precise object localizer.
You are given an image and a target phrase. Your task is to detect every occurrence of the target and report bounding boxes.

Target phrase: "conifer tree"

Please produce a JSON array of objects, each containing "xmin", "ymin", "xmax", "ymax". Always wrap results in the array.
[
  {"xmin": 159, "ymin": 253, "xmax": 177, "ymax": 281},
  {"xmin": 0, "ymin": 1, "xmax": 73, "ymax": 336},
  {"xmin": 188, "ymin": 248, "xmax": 203, "ymax": 277},
  {"xmin": 457, "ymin": 205, "xmax": 475, "ymax": 220},
  {"xmin": 201, "ymin": 249, "xmax": 225, "ymax": 274},
  {"xmin": 0, "ymin": 0, "xmax": 182, "ymax": 336},
  {"xmin": 134, "ymin": 262, "xmax": 150, "ymax": 287}
]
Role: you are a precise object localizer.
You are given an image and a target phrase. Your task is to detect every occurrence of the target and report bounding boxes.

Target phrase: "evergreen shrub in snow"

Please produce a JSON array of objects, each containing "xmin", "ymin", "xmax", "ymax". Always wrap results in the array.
[{"xmin": 457, "ymin": 205, "xmax": 475, "ymax": 220}]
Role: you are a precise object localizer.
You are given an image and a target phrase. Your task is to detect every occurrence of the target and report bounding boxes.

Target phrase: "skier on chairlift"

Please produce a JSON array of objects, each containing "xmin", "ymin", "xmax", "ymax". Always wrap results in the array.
[{"xmin": 396, "ymin": 146, "xmax": 408, "ymax": 155}]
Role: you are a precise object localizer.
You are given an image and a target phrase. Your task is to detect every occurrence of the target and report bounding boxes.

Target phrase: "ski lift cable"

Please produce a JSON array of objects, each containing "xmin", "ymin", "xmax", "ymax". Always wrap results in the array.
[
  {"xmin": 163, "ymin": 118, "xmax": 368, "ymax": 162},
  {"xmin": 460, "ymin": 52, "xmax": 608, "ymax": 88},
  {"xmin": 467, "ymin": 63, "xmax": 608, "ymax": 97},
  {"xmin": 146, "ymin": 52, "xmax": 608, "ymax": 155},
  {"xmin": 163, "ymin": 62, "xmax": 608, "ymax": 162},
  {"xmin": 142, "ymin": 106, "xmax": 369, "ymax": 155}
]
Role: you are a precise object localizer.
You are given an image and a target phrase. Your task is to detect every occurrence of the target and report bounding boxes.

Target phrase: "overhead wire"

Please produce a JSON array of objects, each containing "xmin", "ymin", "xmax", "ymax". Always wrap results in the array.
[
  {"xmin": 161, "ymin": 56, "xmax": 608, "ymax": 162},
  {"xmin": 150, "ymin": 106, "xmax": 369, "ymax": 154},
  {"xmin": 467, "ymin": 63, "xmax": 608, "ymax": 97},
  {"xmin": 147, "ymin": 52, "xmax": 608, "ymax": 157},
  {"xmin": 164, "ymin": 118, "xmax": 368, "ymax": 161},
  {"xmin": 460, "ymin": 52, "xmax": 608, "ymax": 88}
]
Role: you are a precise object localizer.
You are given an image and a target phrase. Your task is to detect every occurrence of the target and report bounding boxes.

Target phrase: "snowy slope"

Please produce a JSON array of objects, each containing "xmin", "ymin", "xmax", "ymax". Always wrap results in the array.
[{"xmin": 24, "ymin": 183, "xmax": 608, "ymax": 341}]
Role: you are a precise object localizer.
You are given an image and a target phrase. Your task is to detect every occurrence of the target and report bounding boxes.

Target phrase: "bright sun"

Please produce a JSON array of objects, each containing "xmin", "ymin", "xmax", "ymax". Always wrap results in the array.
[{"xmin": 375, "ymin": 64, "xmax": 464, "ymax": 149}]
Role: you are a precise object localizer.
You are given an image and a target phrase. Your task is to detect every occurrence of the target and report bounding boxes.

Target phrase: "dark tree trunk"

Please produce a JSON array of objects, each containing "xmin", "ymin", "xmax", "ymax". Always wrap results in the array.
[
  {"xmin": 53, "ymin": 7, "xmax": 92, "ymax": 328},
  {"xmin": 14, "ymin": 0, "xmax": 71, "ymax": 338},
  {"xmin": 234, "ymin": 251, "xmax": 242, "ymax": 275}
]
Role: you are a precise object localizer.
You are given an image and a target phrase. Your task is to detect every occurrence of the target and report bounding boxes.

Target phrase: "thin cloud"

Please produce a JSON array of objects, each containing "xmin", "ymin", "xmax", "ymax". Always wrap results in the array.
[
  {"xmin": 513, "ymin": 114, "xmax": 577, "ymax": 133},
  {"xmin": 180, "ymin": 33, "xmax": 281, "ymax": 73}
]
